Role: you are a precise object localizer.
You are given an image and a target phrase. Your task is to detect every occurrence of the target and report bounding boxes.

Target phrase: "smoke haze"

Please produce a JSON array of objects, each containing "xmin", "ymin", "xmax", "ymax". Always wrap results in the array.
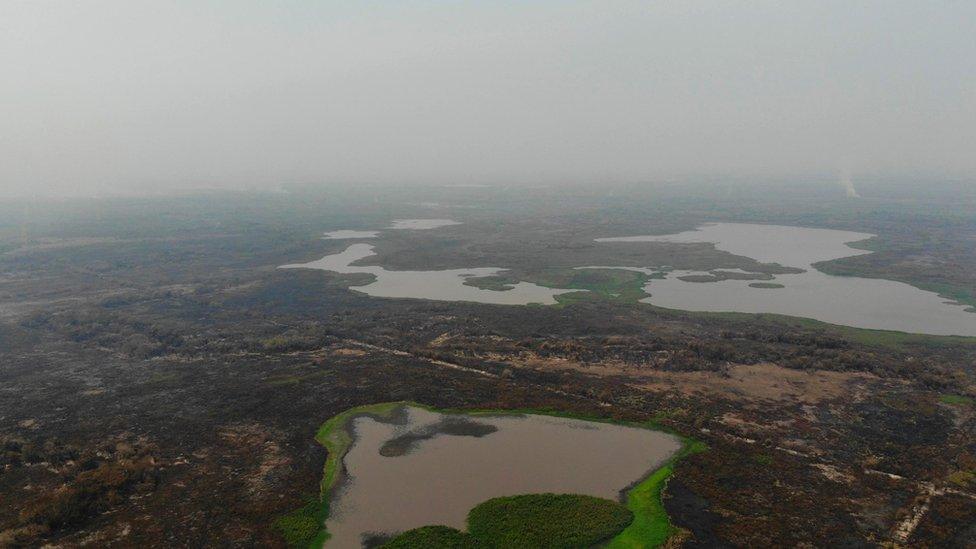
[{"xmin": 2, "ymin": 1, "xmax": 975, "ymax": 198}]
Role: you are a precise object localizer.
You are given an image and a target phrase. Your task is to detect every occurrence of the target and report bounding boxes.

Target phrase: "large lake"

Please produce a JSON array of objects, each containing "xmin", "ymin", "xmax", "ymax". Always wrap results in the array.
[
  {"xmin": 326, "ymin": 405, "xmax": 681, "ymax": 548},
  {"xmin": 280, "ymin": 243, "xmax": 576, "ymax": 305},
  {"xmin": 597, "ymin": 223, "xmax": 976, "ymax": 336}
]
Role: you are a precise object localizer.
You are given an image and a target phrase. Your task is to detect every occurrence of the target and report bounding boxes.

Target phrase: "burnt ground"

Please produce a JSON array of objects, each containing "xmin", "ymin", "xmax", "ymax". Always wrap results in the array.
[{"xmin": 2, "ymin": 186, "xmax": 976, "ymax": 547}]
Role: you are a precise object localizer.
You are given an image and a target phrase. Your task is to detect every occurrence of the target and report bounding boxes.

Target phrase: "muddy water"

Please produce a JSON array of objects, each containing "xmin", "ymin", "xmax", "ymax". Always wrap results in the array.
[
  {"xmin": 280, "ymin": 243, "xmax": 577, "ymax": 305},
  {"xmin": 597, "ymin": 223, "xmax": 976, "ymax": 336},
  {"xmin": 325, "ymin": 406, "xmax": 681, "ymax": 548}
]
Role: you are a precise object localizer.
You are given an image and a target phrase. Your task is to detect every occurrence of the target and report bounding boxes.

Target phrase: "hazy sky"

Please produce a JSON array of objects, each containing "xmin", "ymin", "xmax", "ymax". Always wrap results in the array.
[{"xmin": 2, "ymin": 1, "xmax": 975, "ymax": 197}]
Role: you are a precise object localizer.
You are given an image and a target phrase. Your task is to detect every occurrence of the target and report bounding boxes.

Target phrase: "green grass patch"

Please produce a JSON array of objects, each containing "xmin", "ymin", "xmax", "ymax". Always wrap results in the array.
[
  {"xmin": 273, "ymin": 401, "xmax": 403, "ymax": 547},
  {"xmin": 660, "ymin": 305, "xmax": 976, "ymax": 350},
  {"xmin": 940, "ymin": 394, "xmax": 975, "ymax": 406},
  {"xmin": 462, "ymin": 275, "xmax": 518, "ymax": 292},
  {"xmin": 835, "ymin": 328, "xmax": 976, "ymax": 349},
  {"xmin": 381, "ymin": 525, "xmax": 479, "ymax": 548},
  {"xmin": 274, "ymin": 496, "xmax": 331, "ymax": 548},
  {"xmin": 814, "ymin": 254, "xmax": 976, "ymax": 312},
  {"xmin": 383, "ymin": 494, "xmax": 632, "ymax": 549},
  {"xmin": 606, "ymin": 439, "xmax": 707, "ymax": 549},
  {"xmin": 532, "ymin": 268, "xmax": 653, "ymax": 305},
  {"xmin": 468, "ymin": 494, "xmax": 632, "ymax": 548},
  {"xmin": 314, "ymin": 401, "xmax": 403, "ymax": 496},
  {"xmin": 461, "ymin": 268, "xmax": 655, "ymax": 305},
  {"xmin": 912, "ymin": 281, "xmax": 976, "ymax": 312},
  {"xmin": 561, "ymin": 269, "xmax": 651, "ymax": 301},
  {"xmin": 947, "ymin": 470, "xmax": 975, "ymax": 488}
]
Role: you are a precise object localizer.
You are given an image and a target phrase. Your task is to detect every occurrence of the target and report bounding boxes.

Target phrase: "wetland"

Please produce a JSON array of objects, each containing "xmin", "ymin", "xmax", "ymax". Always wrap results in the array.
[
  {"xmin": 6, "ymin": 183, "xmax": 976, "ymax": 548},
  {"xmin": 597, "ymin": 223, "xmax": 976, "ymax": 336},
  {"xmin": 324, "ymin": 405, "xmax": 681, "ymax": 548}
]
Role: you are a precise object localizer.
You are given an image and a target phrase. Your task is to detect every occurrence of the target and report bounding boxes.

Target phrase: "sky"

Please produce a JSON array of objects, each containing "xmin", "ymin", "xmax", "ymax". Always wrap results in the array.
[{"xmin": 2, "ymin": 1, "xmax": 975, "ymax": 198}]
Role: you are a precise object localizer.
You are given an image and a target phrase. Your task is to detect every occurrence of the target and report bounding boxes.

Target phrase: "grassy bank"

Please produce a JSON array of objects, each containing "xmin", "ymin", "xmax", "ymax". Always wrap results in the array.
[
  {"xmin": 814, "ymin": 255, "xmax": 976, "ymax": 313},
  {"xmin": 652, "ymin": 305, "xmax": 976, "ymax": 350},
  {"xmin": 278, "ymin": 401, "xmax": 702, "ymax": 548},
  {"xmin": 274, "ymin": 401, "xmax": 403, "ymax": 548},
  {"xmin": 607, "ymin": 439, "xmax": 707, "ymax": 548}
]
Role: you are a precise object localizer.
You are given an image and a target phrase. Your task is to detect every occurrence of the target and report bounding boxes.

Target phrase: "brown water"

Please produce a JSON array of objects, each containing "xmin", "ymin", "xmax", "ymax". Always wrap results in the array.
[{"xmin": 325, "ymin": 406, "xmax": 681, "ymax": 548}]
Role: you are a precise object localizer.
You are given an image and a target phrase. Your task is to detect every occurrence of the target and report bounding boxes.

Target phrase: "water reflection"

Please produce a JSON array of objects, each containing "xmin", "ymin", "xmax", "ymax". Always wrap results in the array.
[{"xmin": 597, "ymin": 223, "xmax": 976, "ymax": 336}]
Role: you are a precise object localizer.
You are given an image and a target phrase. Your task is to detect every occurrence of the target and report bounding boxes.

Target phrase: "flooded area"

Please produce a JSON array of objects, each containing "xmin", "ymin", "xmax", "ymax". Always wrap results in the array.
[
  {"xmin": 290, "ymin": 220, "xmax": 976, "ymax": 333},
  {"xmin": 326, "ymin": 405, "xmax": 681, "ymax": 548},
  {"xmin": 280, "ymin": 243, "xmax": 577, "ymax": 305},
  {"xmin": 597, "ymin": 223, "xmax": 976, "ymax": 336}
]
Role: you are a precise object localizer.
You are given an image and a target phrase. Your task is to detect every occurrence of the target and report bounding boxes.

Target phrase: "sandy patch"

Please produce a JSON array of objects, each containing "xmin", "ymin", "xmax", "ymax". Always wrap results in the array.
[{"xmin": 332, "ymin": 347, "xmax": 368, "ymax": 357}]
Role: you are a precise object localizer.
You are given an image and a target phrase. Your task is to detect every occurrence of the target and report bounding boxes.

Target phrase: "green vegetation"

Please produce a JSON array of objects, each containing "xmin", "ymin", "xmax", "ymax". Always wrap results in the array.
[
  {"xmin": 463, "ymin": 275, "xmax": 517, "ymax": 291},
  {"xmin": 748, "ymin": 282, "xmax": 784, "ymax": 289},
  {"xmin": 425, "ymin": 405, "xmax": 706, "ymax": 549},
  {"xmin": 458, "ymin": 268, "xmax": 656, "ymax": 304},
  {"xmin": 382, "ymin": 494, "xmax": 632, "ymax": 549},
  {"xmin": 314, "ymin": 401, "xmax": 403, "ymax": 494},
  {"xmin": 678, "ymin": 271, "xmax": 774, "ymax": 283},
  {"xmin": 534, "ymin": 268, "xmax": 653, "ymax": 305},
  {"xmin": 912, "ymin": 281, "xmax": 976, "ymax": 312},
  {"xmin": 606, "ymin": 440, "xmax": 707, "ymax": 549},
  {"xmin": 939, "ymin": 394, "xmax": 975, "ymax": 406},
  {"xmin": 815, "ymin": 258, "xmax": 976, "ymax": 312},
  {"xmin": 946, "ymin": 470, "xmax": 975, "ymax": 489},
  {"xmin": 468, "ymin": 494, "xmax": 632, "ymax": 547},
  {"xmin": 666, "ymin": 306, "xmax": 976, "ymax": 350},
  {"xmin": 381, "ymin": 525, "xmax": 479, "ymax": 548},
  {"xmin": 274, "ymin": 401, "xmax": 403, "ymax": 547},
  {"xmin": 831, "ymin": 328, "xmax": 976, "ymax": 350},
  {"xmin": 282, "ymin": 402, "xmax": 703, "ymax": 548},
  {"xmin": 274, "ymin": 497, "xmax": 331, "ymax": 548}
]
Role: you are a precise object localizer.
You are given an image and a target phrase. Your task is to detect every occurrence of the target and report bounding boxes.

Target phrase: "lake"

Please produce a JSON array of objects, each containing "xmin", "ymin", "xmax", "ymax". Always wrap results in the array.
[
  {"xmin": 596, "ymin": 223, "xmax": 976, "ymax": 336},
  {"xmin": 325, "ymin": 405, "xmax": 681, "ymax": 548},
  {"xmin": 280, "ymin": 243, "xmax": 577, "ymax": 305}
]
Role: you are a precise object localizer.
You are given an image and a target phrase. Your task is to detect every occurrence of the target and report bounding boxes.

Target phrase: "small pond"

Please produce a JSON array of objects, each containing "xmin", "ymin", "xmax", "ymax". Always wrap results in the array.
[{"xmin": 325, "ymin": 405, "xmax": 681, "ymax": 548}]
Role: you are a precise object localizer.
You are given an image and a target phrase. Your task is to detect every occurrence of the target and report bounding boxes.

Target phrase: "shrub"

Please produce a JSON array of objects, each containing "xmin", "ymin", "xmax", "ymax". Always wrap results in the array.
[{"xmin": 381, "ymin": 525, "xmax": 479, "ymax": 548}]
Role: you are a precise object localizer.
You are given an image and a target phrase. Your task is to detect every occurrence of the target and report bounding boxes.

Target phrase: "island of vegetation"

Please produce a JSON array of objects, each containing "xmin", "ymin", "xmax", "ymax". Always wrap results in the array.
[{"xmin": 381, "ymin": 493, "xmax": 633, "ymax": 548}]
